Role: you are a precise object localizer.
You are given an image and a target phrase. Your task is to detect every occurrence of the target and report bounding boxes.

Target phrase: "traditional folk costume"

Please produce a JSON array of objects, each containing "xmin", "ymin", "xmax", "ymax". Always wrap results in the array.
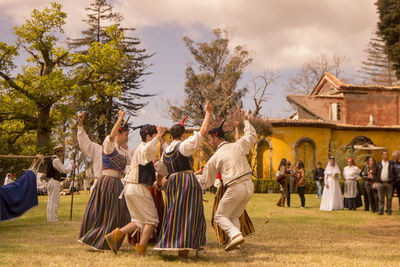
[
  {"xmin": 0, "ymin": 170, "xmax": 38, "ymax": 221},
  {"xmin": 343, "ymin": 161, "xmax": 362, "ymax": 210},
  {"xmin": 197, "ymin": 120, "xmax": 257, "ymax": 251},
  {"xmin": 3, "ymin": 173, "xmax": 14, "ymax": 185},
  {"xmin": 106, "ymin": 124, "xmax": 163, "ymax": 255},
  {"xmin": 46, "ymin": 146, "xmax": 73, "ymax": 222},
  {"xmin": 154, "ymin": 121, "xmax": 206, "ymax": 252},
  {"xmin": 78, "ymin": 135, "xmax": 131, "ymax": 250}
]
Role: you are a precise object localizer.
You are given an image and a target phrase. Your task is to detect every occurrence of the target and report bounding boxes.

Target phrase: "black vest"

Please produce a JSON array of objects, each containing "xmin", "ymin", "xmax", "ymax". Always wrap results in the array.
[
  {"xmin": 138, "ymin": 161, "xmax": 156, "ymax": 186},
  {"xmin": 46, "ymin": 156, "xmax": 67, "ymax": 181},
  {"xmin": 163, "ymin": 144, "xmax": 192, "ymax": 174}
]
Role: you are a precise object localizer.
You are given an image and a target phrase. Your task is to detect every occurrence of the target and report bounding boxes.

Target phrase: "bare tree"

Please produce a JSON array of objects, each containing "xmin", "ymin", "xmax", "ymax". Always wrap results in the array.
[
  {"xmin": 286, "ymin": 54, "xmax": 348, "ymax": 95},
  {"xmin": 250, "ymin": 70, "xmax": 276, "ymax": 117}
]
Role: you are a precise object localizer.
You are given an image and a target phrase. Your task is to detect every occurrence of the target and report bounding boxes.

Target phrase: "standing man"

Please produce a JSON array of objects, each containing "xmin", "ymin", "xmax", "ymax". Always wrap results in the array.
[
  {"xmin": 197, "ymin": 110, "xmax": 257, "ymax": 251},
  {"xmin": 46, "ymin": 145, "xmax": 75, "ymax": 222},
  {"xmin": 313, "ymin": 162, "xmax": 324, "ymax": 198},
  {"xmin": 391, "ymin": 151, "xmax": 400, "ymax": 212},
  {"xmin": 374, "ymin": 151, "xmax": 394, "ymax": 215}
]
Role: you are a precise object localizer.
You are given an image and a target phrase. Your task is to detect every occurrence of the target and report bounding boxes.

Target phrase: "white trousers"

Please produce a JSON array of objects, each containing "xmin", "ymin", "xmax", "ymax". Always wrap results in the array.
[
  {"xmin": 124, "ymin": 183, "xmax": 159, "ymax": 229},
  {"xmin": 47, "ymin": 178, "xmax": 60, "ymax": 222},
  {"xmin": 215, "ymin": 178, "xmax": 254, "ymax": 239}
]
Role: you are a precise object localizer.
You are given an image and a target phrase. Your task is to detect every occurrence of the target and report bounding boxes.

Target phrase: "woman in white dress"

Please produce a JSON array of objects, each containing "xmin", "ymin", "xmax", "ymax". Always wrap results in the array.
[{"xmin": 320, "ymin": 157, "xmax": 344, "ymax": 211}]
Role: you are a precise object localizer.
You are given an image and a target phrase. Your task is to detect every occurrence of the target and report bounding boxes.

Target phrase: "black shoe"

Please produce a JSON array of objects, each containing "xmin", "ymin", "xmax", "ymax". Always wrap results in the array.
[
  {"xmin": 378, "ymin": 213, "xmax": 383, "ymax": 215},
  {"xmin": 364, "ymin": 209, "xmax": 369, "ymax": 211}
]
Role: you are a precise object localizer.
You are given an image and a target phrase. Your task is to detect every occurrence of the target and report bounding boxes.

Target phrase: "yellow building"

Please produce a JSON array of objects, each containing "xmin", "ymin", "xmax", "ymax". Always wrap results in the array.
[{"xmin": 257, "ymin": 120, "xmax": 400, "ymax": 179}]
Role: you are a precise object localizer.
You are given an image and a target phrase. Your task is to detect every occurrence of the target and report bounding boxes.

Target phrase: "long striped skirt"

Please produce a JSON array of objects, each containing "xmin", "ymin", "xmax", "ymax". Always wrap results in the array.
[
  {"xmin": 154, "ymin": 171, "xmax": 206, "ymax": 250},
  {"xmin": 211, "ymin": 185, "xmax": 255, "ymax": 244},
  {"xmin": 78, "ymin": 175, "xmax": 130, "ymax": 250}
]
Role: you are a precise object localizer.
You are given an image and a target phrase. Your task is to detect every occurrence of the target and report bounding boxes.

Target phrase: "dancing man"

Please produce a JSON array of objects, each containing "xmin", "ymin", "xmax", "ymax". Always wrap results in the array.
[
  {"xmin": 105, "ymin": 124, "xmax": 166, "ymax": 256},
  {"xmin": 196, "ymin": 110, "xmax": 257, "ymax": 251}
]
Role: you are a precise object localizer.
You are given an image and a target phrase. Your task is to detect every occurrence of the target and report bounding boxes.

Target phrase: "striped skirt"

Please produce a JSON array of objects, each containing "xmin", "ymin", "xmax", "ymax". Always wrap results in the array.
[
  {"xmin": 211, "ymin": 185, "xmax": 255, "ymax": 244},
  {"xmin": 79, "ymin": 175, "xmax": 130, "ymax": 250},
  {"xmin": 154, "ymin": 171, "xmax": 206, "ymax": 250}
]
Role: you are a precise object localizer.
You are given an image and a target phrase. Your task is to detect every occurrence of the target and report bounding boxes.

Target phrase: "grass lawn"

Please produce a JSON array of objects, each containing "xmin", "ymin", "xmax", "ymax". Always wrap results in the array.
[{"xmin": 1, "ymin": 192, "xmax": 400, "ymax": 266}]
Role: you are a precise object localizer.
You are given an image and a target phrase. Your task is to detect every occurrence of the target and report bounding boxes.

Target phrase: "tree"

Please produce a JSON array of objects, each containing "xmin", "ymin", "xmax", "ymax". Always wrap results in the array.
[
  {"xmin": 359, "ymin": 32, "xmax": 399, "ymax": 86},
  {"xmin": 250, "ymin": 70, "xmax": 276, "ymax": 117},
  {"xmin": 376, "ymin": 0, "xmax": 400, "ymax": 80},
  {"xmin": 169, "ymin": 28, "xmax": 252, "ymax": 126},
  {"xmin": 286, "ymin": 54, "xmax": 347, "ymax": 95},
  {"xmin": 69, "ymin": 0, "xmax": 153, "ymax": 143},
  {"xmin": 0, "ymin": 3, "xmax": 75, "ymax": 153}
]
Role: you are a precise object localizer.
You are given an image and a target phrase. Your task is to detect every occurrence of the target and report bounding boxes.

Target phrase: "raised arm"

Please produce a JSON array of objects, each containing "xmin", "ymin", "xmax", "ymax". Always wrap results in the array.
[
  {"xmin": 77, "ymin": 112, "xmax": 102, "ymax": 159},
  {"xmin": 235, "ymin": 110, "xmax": 257, "ymax": 155},
  {"xmin": 199, "ymin": 101, "xmax": 213, "ymax": 137},
  {"xmin": 109, "ymin": 110, "xmax": 125, "ymax": 142}
]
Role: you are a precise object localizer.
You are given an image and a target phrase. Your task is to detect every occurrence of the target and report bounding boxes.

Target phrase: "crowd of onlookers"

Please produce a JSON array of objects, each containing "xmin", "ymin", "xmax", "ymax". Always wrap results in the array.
[{"xmin": 275, "ymin": 151, "xmax": 400, "ymax": 215}]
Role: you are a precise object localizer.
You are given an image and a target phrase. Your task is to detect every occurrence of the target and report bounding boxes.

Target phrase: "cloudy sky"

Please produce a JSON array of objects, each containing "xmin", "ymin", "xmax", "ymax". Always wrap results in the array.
[{"xmin": 0, "ymin": 0, "xmax": 378, "ymax": 146}]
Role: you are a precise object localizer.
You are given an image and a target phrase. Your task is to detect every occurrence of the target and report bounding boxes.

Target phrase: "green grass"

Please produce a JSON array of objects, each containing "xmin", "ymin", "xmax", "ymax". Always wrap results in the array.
[{"xmin": 1, "ymin": 192, "xmax": 400, "ymax": 266}]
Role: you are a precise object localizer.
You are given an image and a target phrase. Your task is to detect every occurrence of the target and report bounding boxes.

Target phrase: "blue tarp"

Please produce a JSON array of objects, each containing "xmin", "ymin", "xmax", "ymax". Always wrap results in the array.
[{"xmin": 0, "ymin": 170, "xmax": 38, "ymax": 221}]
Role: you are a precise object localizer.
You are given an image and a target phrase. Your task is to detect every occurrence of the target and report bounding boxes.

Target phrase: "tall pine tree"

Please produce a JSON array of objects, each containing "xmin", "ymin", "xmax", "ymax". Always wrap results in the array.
[
  {"xmin": 69, "ymin": 0, "xmax": 153, "ymax": 143},
  {"xmin": 359, "ymin": 32, "xmax": 399, "ymax": 86}
]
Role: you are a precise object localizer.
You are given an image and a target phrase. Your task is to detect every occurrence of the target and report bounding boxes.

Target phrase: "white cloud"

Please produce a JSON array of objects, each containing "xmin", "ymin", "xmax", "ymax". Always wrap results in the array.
[{"xmin": 0, "ymin": 0, "xmax": 377, "ymax": 71}]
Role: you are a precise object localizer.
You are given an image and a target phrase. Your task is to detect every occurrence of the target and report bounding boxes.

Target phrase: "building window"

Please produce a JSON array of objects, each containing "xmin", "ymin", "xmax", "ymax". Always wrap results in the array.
[{"xmin": 330, "ymin": 102, "xmax": 341, "ymax": 121}]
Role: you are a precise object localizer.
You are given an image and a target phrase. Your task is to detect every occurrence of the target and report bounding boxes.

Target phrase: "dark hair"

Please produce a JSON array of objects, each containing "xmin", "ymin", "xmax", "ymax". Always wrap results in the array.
[
  {"xmin": 118, "ymin": 123, "xmax": 130, "ymax": 133},
  {"xmin": 279, "ymin": 158, "xmax": 287, "ymax": 169},
  {"xmin": 170, "ymin": 124, "xmax": 185, "ymax": 140},
  {"xmin": 316, "ymin": 161, "xmax": 322, "ymax": 165},
  {"xmin": 139, "ymin": 125, "xmax": 157, "ymax": 142},
  {"xmin": 297, "ymin": 160, "xmax": 305, "ymax": 170},
  {"xmin": 381, "ymin": 150, "xmax": 388, "ymax": 155},
  {"xmin": 368, "ymin": 157, "xmax": 376, "ymax": 165}
]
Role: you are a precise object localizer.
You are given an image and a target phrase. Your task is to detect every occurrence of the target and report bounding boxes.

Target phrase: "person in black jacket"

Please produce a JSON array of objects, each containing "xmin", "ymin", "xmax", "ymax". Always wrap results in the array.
[
  {"xmin": 313, "ymin": 162, "xmax": 324, "ymax": 198},
  {"xmin": 391, "ymin": 151, "xmax": 400, "ymax": 212},
  {"xmin": 373, "ymin": 151, "xmax": 394, "ymax": 215}
]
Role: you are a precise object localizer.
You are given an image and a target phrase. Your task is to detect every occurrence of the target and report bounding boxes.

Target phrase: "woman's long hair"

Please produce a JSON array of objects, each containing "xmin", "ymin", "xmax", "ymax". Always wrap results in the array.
[
  {"xmin": 279, "ymin": 158, "xmax": 287, "ymax": 170},
  {"xmin": 297, "ymin": 160, "xmax": 305, "ymax": 170}
]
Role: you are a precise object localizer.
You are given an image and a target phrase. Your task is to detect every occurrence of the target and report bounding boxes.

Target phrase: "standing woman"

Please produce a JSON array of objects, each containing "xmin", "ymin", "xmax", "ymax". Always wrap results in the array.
[
  {"xmin": 154, "ymin": 101, "xmax": 213, "ymax": 260},
  {"xmin": 361, "ymin": 157, "xmax": 377, "ymax": 212},
  {"xmin": 343, "ymin": 158, "xmax": 362, "ymax": 210},
  {"xmin": 320, "ymin": 156, "xmax": 344, "ymax": 211},
  {"xmin": 276, "ymin": 158, "xmax": 289, "ymax": 207},
  {"xmin": 295, "ymin": 160, "xmax": 306, "ymax": 208},
  {"xmin": 286, "ymin": 161, "xmax": 294, "ymax": 208},
  {"xmin": 79, "ymin": 110, "xmax": 131, "ymax": 251}
]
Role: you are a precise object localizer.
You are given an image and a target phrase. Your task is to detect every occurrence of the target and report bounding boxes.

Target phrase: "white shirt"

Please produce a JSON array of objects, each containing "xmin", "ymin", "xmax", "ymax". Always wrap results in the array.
[
  {"xmin": 52, "ymin": 156, "xmax": 73, "ymax": 174},
  {"xmin": 197, "ymin": 120, "xmax": 257, "ymax": 189},
  {"xmin": 77, "ymin": 126, "xmax": 103, "ymax": 178},
  {"xmin": 156, "ymin": 131, "xmax": 204, "ymax": 176},
  {"xmin": 343, "ymin": 166, "xmax": 361, "ymax": 180},
  {"xmin": 124, "ymin": 137, "xmax": 159, "ymax": 183},
  {"xmin": 381, "ymin": 160, "xmax": 389, "ymax": 182}
]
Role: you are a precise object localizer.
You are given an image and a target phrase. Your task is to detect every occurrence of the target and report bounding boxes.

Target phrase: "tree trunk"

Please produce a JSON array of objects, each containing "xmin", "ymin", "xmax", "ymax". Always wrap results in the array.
[{"xmin": 37, "ymin": 104, "xmax": 52, "ymax": 153}]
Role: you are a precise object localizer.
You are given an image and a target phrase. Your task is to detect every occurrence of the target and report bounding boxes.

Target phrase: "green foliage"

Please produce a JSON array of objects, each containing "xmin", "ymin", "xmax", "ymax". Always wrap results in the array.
[
  {"xmin": 169, "ymin": 28, "xmax": 252, "ymax": 126},
  {"xmin": 376, "ymin": 0, "xmax": 400, "ymax": 79}
]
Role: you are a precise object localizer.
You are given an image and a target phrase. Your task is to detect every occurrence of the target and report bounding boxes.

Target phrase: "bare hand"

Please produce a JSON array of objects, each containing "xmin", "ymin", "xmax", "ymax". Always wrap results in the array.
[
  {"xmin": 325, "ymin": 184, "xmax": 329, "ymax": 189},
  {"xmin": 156, "ymin": 125, "xmax": 166, "ymax": 138},
  {"xmin": 118, "ymin": 110, "xmax": 125, "ymax": 120},
  {"xmin": 194, "ymin": 168, "xmax": 203, "ymax": 175},
  {"xmin": 77, "ymin": 112, "xmax": 85, "ymax": 127},
  {"xmin": 205, "ymin": 101, "xmax": 213, "ymax": 113},
  {"xmin": 233, "ymin": 118, "xmax": 239, "ymax": 128},
  {"xmin": 72, "ymin": 164, "xmax": 76, "ymax": 169},
  {"xmin": 153, "ymin": 180, "xmax": 162, "ymax": 190},
  {"xmin": 237, "ymin": 109, "xmax": 246, "ymax": 122},
  {"xmin": 161, "ymin": 176, "xmax": 167, "ymax": 187}
]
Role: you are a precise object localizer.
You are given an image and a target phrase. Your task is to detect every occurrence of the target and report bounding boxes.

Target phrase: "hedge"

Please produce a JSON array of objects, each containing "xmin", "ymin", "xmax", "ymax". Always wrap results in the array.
[{"xmin": 252, "ymin": 178, "xmax": 364, "ymax": 194}]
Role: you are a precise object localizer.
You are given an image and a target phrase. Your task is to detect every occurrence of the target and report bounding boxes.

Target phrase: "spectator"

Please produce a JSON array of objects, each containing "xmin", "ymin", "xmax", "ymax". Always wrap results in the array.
[
  {"xmin": 286, "ymin": 160, "xmax": 294, "ymax": 207},
  {"xmin": 295, "ymin": 160, "xmax": 306, "ymax": 208},
  {"xmin": 343, "ymin": 158, "xmax": 362, "ymax": 210},
  {"xmin": 391, "ymin": 151, "xmax": 400, "ymax": 212},
  {"xmin": 361, "ymin": 157, "xmax": 377, "ymax": 213},
  {"xmin": 313, "ymin": 162, "xmax": 324, "ymax": 198},
  {"xmin": 276, "ymin": 158, "xmax": 289, "ymax": 207},
  {"xmin": 374, "ymin": 151, "xmax": 394, "ymax": 215}
]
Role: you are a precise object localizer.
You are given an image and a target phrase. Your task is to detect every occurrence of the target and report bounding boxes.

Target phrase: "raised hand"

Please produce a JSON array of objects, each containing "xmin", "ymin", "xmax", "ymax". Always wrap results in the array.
[
  {"xmin": 77, "ymin": 112, "xmax": 85, "ymax": 127},
  {"xmin": 118, "ymin": 110, "xmax": 125, "ymax": 120},
  {"xmin": 156, "ymin": 125, "xmax": 166, "ymax": 138},
  {"xmin": 205, "ymin": 100, "xmax": 213, "ymax": 113}
]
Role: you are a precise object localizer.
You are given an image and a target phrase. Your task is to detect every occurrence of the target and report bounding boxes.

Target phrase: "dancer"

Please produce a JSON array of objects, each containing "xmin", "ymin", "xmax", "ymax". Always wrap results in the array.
[
  {"xmin": 196, "ymin": 109, "xmax": 257, "ymax": 251},
  {"xmin": 78, "ymin": 110, "xmax": 131, "ymax": 250},
  {"xmin": 320, "ymin": 156, "xmax": 344, "ymax": 211},
  {"xmin": 46, "ymin": 145, "xmax": 75, "ymax": 222},
  {"xmin": 105, "ymin": 124, "xmax": 166, "ymax": 256},
  {"xmin": 154, "ymin": 101, "xmax": 213, "ymax": 260}
]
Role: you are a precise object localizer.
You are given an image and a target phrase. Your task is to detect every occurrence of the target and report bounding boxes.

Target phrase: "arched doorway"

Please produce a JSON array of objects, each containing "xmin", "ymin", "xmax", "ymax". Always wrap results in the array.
[
  {"xmin": 257, "ymin": 139, "xmax": 272, "ymax": 179},
  {"xmin": 295, "ymin": 137, "xmax": 316, "ymax": 176}
]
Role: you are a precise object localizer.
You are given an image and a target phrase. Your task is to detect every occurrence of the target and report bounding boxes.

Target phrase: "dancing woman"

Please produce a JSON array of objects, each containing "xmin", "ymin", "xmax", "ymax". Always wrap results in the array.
[
  {"xmin": 154, "ymin": 101, "xmax": 213, "ymax": 260},
  {"xmin": 78, "ymin": 110, "xmax": 131, "ymax": 250}
]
